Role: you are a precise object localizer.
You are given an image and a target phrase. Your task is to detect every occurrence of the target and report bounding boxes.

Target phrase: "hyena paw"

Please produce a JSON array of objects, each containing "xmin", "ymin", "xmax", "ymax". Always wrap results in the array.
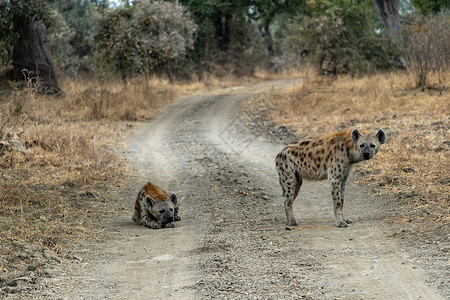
[
  {"xmin": 148, "ymin": 222, "xmax": 162, "ymax": 229},
  {"xmin": 143, "ymin": 217, "xmax": 161, "ymax": 229},
  {"xmin": 337, "ymin": 221, "xmax": 348, "ymax": 228},
  {"xmin": 287, "ymin": 219, "xmax": 298, "ymax": 226},
  {"xmin": 174, "ymin": 215, "xmax": 181, "ymax": 221},
  {"xmin": 164, "ymin": 223, "xmax": 175, "ymax": 228},
  {"xmin": 344, "ymin": 218, "xmax": 352, "ymax": 224}
]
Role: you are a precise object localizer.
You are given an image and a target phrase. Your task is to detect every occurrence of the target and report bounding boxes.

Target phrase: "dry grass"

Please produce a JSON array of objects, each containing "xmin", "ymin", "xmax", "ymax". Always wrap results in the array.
[
  {"xmin": 252, "ymin": 67, "xmax": 449, "ymax": 225},
  {"xmin": 0, "ymin": 83, "xmax": 126, "ymax": 251},
  {"xmin": 0, "ymin": 76, "xmax": 186, "ymax": 250}
]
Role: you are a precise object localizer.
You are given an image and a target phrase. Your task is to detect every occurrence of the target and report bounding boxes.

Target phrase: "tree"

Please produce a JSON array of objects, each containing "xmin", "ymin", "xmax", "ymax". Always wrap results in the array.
[
  {"xmin": 294, "ymin": 0, "xmax": 399, "ymax": 74},
  {"xmin": 249, "ymin": 0, "xmax": 307, "ymax": 57},
  {"xmin": 179, "ymin": 0, "xmax": 274, "ymax": 74},
  {"xmin": 405, "ymin": 15, "xmax": 449, "ymax": 90},
  {"xmin": 0, "ymin": 0, "xmax": 61, "ymax": 94},
  {"xmin": 12, "ymin": 20, "xmax": 60, "ymax": 94},
  {"xmin": 95, "ymin": 0, "xmax": 197, "ymax": 82},
  {"xmin": 48, "ymin": 0, "xmax": 103, "ymax": 76},
  {"xmin": 180, "ymin": 0, "xmax": 248, "ymax": 54},
  {"xmin": 371, "ymin": 0, "xmax": 402, "ymax": 44}
]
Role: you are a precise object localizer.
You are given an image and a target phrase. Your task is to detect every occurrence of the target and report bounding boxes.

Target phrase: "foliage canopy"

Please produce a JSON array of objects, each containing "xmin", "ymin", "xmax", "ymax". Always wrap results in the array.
[
  {"xmin": 296, "ymin": 0, "xmax": 400, "ymax": 74},
  {"xmin": 95, "ymin": 0, "xmax": 197, "ymax": 80},
  {"xmin": 0, "ymin": 0, "xmax": 449, "ymax": 81}
]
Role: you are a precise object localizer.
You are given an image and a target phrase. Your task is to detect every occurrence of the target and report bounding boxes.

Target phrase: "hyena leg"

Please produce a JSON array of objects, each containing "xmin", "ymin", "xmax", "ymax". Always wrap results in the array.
[
  {"xmin": 330, "ymin": 180, "xmax": 347, "ymax": 228},
  {"xmin": 132, "ymin": 210, "xmax": 138, "ymax": 222},
  {"xmin": 276, "ymin": 153, "xmax": 302, "ymax": 226},
  {"xmin": 284, "ymin": 177, "xmax": 302, "ymax": 226},
  {"xmin": 340, "ymin": 172, "xmax": 352, "ymax": 224},
  {"xmin": 280, "ymin": 169, "xmax": 302, "ymax": 226},
  {"xmin": 132, "ymin": 207, "xmax": 140, "ymax": 223},
  {"xmin": 174, "ymin": 207, "xmax": 181, "ymax": 221}
]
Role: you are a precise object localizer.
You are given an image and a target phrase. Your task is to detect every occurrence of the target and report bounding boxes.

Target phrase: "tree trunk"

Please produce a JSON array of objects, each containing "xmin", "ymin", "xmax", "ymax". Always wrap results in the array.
[
  {"xmin": 258, "ymin": 23, "xmax": 274, "ymax": 57},
  {"xmin": 214, "ymin": 14, "xmax": 232, "ymax": 52},
  {"xmin": 12, "ymin": 20, "xmax": 61, "ymax": 94},
  {"xmin": 371, "ymin": 0, "xmax": 402, "ymax": 44}
]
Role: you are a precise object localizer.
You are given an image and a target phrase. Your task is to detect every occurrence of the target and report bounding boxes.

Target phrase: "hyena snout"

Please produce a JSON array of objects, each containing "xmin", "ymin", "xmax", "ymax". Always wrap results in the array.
[
  {"xmin": 163, "ymin": 212, "xmax": 174, "ymax": 224},
  {"xmin": 156, "ymin": 208, "xmax": 175, "ymax": 224},
  {"xmin": 362, "ymin": 144, "xmax": 378, "ymax": 160},
  {"xmin": 363, "ymin": 149, "xmax": 372, "ymax": 160}
]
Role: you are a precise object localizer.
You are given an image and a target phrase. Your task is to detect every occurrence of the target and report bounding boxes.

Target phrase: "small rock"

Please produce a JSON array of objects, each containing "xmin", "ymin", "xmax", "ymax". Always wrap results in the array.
[{"xmin": 43, "ymin": 249, "xmax": 61, "ymax": 263}]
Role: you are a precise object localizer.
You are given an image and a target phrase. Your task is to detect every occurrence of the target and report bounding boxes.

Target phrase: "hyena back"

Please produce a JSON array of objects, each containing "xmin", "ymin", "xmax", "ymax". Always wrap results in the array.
[
  {"xmin": 132, "ymin": 182, "xmax": 180, "ymax": 229},
  {"xmin": 275, "ymin": 129, "xmax": 386, "ymax": 227}
]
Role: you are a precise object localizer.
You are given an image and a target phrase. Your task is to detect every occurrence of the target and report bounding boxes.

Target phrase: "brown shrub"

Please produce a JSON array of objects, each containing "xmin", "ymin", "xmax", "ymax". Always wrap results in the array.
[{"xmin": 405, "ymin": 16, "xmax": 450, "ymax": 91}]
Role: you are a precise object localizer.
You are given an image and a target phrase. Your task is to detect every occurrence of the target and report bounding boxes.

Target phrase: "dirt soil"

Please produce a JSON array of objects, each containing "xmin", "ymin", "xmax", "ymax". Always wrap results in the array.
[{"xmin": 8, "ymin": 80, "xmax": 448, "ymax": 299}]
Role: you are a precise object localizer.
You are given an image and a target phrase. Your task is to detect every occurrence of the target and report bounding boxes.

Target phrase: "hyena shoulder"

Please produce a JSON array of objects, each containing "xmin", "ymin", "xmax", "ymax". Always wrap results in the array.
[
  {"xmin": 139, "ymin": 182, "xmax": 169, "ymax": 201},
  {"xmin": 312, "ymin": 129, "xmax": 357, "ymax": 152}
]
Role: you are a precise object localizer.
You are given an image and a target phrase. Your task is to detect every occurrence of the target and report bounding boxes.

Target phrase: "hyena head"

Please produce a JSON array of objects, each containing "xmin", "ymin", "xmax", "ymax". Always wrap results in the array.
[
  {"xmin": 144, "ymin": 194, "xmax": 179, "ymax": 225},
  {"xmin": 351, "ymin": 129, "xmax": 386, "ymax": 161}
]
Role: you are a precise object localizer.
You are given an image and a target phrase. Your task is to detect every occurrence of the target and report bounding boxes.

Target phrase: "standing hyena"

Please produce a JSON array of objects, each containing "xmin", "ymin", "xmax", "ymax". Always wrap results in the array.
[
  {"xmin": 132, "ymin": 182, "xmax": 180, "ymax": 229},
  {"xmin": 275, "ymin": 129, "xmax": 386, "ymax": 227}
]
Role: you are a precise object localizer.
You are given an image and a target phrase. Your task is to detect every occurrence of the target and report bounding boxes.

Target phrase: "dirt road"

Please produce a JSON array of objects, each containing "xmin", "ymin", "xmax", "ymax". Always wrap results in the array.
[{"xmin": 40, "ymin": 81, "xmax": 446, "ymax": 299}]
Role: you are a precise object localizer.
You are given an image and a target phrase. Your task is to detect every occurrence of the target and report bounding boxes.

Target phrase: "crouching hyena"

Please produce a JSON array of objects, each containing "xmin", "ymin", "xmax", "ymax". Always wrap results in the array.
[
  {"xmin": 275, "ymin": 129, "xmax": 386, "ymax": 227},
  {"xmin": 132, "ymin": 182, "xmax": 180, "ymax": 229}
]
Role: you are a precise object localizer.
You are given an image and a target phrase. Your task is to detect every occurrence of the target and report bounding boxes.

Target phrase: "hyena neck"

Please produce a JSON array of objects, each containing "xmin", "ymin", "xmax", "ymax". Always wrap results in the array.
[{"xmin": 348, "ymin": 148, "xmax": 364, "ymax": 164}]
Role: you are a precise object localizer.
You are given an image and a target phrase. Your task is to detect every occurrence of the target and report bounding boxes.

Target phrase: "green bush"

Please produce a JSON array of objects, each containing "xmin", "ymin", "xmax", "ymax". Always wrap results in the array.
[
  {"xmin": 95, "ymin": 0, "xmax": 196, "ymax": 81},
  {"xmin": 281, "ymin": 0, "xmax": 400, "ymax": 75},
  {"xmin": 48, "ymin": 1, "xmax": 102, "ymax": 76}
]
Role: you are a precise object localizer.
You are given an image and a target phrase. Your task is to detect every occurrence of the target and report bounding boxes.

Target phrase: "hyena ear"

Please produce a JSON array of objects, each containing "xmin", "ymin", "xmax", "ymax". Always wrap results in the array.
[
  {"xmin": 351, "ymin": 129, "xmax": 361, "ymax": 144},
  {"xmin": 144, "ymin": 195, "xmax": 156, "ymax": 210},
  {"xmin": 169, "ymin": 193, "xmax": 179, "ymax": 207},
  {"xmin": 376, "ymin": 129, "xmax": 386, "ymax": 145}
]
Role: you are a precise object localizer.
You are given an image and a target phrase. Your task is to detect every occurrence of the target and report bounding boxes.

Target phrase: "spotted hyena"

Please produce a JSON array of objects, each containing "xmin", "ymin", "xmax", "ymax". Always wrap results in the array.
[
  {"xmin": 132, "ymin": 182, "xmax": 180, "ymax": 229},
  {"xmin": 275, "ymin": 129, "xmax": 386, "ymax": 227}
]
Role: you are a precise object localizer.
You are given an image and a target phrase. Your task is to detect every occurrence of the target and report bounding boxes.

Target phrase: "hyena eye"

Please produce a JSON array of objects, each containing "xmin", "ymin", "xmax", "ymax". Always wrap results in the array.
[
  {"xmin": 370, "ymin": 143, "xmax": 376, "ymax": 148},
  {"xmin": 159, "ymin": 209, "xmax": 165, "ymax": 214},
  {"xmin": 169, "ymin": 208, "xmax": 174, "ymax": 212},
  {"xmin": 359, "ymin": 144, "xmax": 364, "ymax": 148}
]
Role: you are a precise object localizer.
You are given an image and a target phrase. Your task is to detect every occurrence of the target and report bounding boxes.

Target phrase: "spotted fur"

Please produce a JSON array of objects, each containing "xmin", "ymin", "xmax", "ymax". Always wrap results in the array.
[
  {"xmin": 275, "ymin": 129, "xmax": 386, "ymax": 227},
  {"xmin": 132, "ymin": 182, "xmax": 180, "ymax": 229}
]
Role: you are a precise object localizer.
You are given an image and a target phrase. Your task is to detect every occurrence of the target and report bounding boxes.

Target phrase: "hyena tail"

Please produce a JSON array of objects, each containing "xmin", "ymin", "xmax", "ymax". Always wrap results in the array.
[{"xmin": 275, "ymin": 152, "xmax": 286, "ymax": 196}]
